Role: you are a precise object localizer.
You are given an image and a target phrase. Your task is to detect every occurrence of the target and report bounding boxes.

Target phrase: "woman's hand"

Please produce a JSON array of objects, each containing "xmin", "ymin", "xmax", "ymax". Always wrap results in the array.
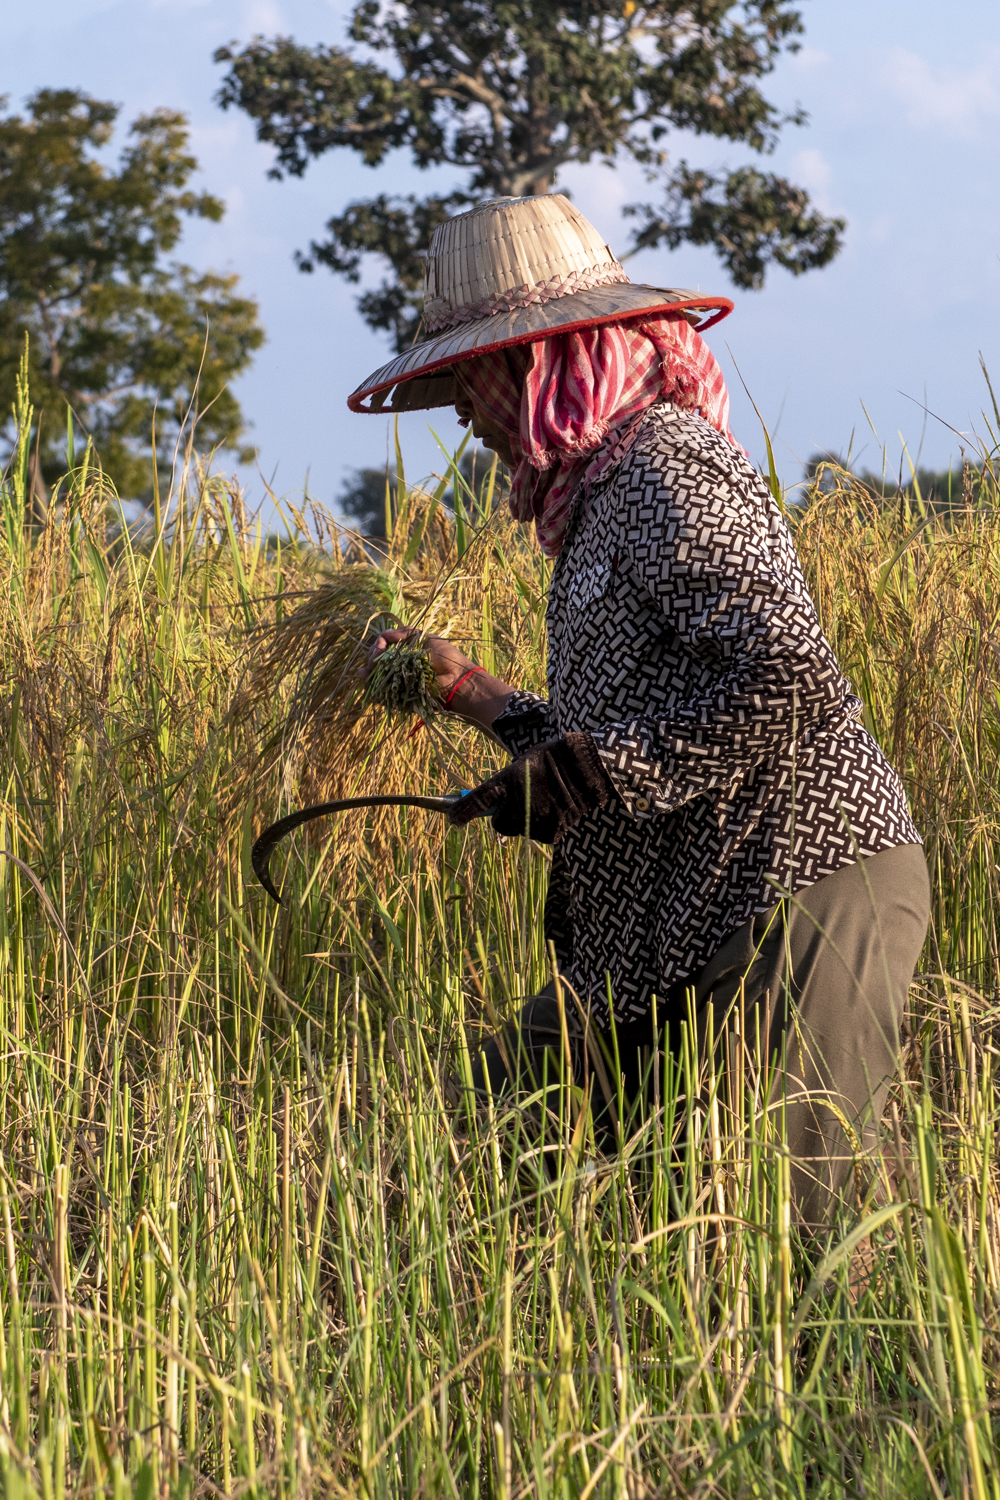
[
  {"xmin": 361, "ymin": 627, "xmax": 473, "ymax": 698},
  {"xmin": 360, "ymin": 628, "xmax": 518, "ymax": 738},
  {"xmin": 447, "ymin": 734, "xmax": 612, "ymax": 842}
]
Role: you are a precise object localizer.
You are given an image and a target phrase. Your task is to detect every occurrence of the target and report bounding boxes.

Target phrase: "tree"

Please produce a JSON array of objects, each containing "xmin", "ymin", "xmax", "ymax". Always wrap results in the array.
[
  {"xmin": 215, "ymin": 1, "xmax": 844, "ymax": 352},
  {"xmin": 0, "ymin": 89, "xmax": 265, "ymax": 499},
  {"xmin": 338, "ymin": 465, "xmax": 396, "ymax": 535}
]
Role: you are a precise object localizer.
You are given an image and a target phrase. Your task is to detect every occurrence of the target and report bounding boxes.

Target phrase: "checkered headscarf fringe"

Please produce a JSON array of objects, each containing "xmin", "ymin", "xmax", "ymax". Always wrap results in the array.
[{"xmin": 454, "ymin": 314, "xmax": 737, "ymax": 557}]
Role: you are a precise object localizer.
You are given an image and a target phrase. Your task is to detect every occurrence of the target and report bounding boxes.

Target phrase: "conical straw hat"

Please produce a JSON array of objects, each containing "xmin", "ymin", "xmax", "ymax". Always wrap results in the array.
[{"xmin": 347, "ymin": 194, "xmax": 732, "ymax": 413}]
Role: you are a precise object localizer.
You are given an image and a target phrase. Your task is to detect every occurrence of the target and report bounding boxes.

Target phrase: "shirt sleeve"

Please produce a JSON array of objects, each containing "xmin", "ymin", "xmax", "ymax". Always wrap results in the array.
[
  {"xmin": 491, "ymin": 689, "xmax": 560, "ymax": 757},
  {"xmin": 590, "ymin": 445, "xmax": 848, "ymax": 820}
]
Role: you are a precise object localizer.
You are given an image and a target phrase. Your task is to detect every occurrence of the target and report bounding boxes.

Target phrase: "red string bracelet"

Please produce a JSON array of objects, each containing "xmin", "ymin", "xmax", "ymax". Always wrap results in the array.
[
  {"xmin": 443, "ymin": 664, "xmax": 486, "ymax": 709},
  {"xmin": 407, "ymin": 665, "xmax": 486, "ymax": 738}
]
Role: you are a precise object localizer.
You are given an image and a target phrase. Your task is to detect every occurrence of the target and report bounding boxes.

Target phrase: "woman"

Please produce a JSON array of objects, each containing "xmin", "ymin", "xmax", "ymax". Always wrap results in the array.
[{"xmin": 351, "ymin": 195, "xmax": 929, "ymax": 1224}]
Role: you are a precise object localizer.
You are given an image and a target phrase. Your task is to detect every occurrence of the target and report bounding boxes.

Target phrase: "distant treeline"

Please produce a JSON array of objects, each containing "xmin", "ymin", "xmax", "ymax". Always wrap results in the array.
[
  {"xmin": 805, "ymin": 452, "xmax": 986, "ymax": 509},
  {"xmin": 338, "ymin": 448, "xmax": 504, "ymax": 537}
]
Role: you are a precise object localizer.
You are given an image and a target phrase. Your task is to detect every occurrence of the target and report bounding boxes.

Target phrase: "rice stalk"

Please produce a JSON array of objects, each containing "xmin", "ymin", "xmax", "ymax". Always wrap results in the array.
[
  {"xmin": 363, "ymin": 636, "xmax": 440, "ymax": 718},
  {"xmin": 0, "ymin": 359, "xmax": 998, "ymax": 1495}
]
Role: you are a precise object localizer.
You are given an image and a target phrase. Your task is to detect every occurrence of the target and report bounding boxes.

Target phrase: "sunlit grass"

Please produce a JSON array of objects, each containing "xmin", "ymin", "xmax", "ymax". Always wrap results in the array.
[{"xmin": 1, "ymin": 354, "xmax": 999, "ymax": 1497}]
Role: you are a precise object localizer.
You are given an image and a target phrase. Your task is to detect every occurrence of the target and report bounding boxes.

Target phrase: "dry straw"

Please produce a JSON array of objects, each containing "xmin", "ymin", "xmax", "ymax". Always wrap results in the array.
[
  {"xmin": 228, "ymin": 473, "xmax": 535, "ymax": 889},
  {"xmin": 3, "ymin": 365, "xmax": 1000, "ymax": 1493}
]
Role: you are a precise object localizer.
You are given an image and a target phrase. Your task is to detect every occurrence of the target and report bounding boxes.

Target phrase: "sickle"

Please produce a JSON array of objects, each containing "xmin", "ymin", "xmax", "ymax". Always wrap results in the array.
[{"xmin": 251, "ymin": 794, "xmax": 468, "ymax": 905}]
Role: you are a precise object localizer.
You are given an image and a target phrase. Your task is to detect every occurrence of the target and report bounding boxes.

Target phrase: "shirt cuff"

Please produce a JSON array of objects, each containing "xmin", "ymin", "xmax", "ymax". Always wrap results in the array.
[
  {"xmin": 591, "ymin": 722, "xmax": 672, "ymax": 820},
  {"xmin": 491, "ymin": 690, "xmax": 558, "ymax": 756}
]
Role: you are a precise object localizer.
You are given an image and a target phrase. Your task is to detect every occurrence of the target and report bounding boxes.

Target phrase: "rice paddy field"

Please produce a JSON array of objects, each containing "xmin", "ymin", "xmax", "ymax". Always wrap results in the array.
[{"xmin": 2, "ymin": 355, "xmax": 1000, "ymax": 1499}]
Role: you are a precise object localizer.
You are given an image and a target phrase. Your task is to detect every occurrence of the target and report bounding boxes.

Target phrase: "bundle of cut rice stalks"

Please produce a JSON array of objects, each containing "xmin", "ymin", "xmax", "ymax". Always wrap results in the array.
[{"xmin": 228, "ymin": 491, "xmax": 517, "ymax": 893}]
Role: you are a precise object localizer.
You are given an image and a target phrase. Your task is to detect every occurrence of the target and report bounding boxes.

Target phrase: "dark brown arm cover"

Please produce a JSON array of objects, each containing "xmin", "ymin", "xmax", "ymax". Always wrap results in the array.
[{"xmin": 447, "ymin": 732, "xmax": 612, "ymax": 844}]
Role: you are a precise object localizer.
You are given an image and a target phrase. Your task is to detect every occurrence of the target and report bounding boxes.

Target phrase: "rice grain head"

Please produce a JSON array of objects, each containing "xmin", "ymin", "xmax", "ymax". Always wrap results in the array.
[
  {"xmin": 226, "ymin": 522, "xmax": 475, "ymax": 881},
  {"xmin": 363, "ymin": 638, "xmax": 440, "ymax": 718}
]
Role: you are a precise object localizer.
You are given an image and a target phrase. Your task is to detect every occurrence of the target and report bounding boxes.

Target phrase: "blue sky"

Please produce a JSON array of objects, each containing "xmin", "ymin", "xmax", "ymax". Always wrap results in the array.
[{"xmin": 4, "ymin": 0, "xmax": 999, "ymax": 511}]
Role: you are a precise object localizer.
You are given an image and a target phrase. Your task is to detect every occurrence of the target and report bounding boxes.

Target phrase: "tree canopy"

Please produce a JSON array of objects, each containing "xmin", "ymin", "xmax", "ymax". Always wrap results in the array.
[
  {"xmin": 338, "ymin": 465, "xmax": 396, "ymax": 535},
  {"xmin": 215, "ymin": 0, "xmax": 844, "ymax": 351},
  {"xmin": 0, "ymin": 89, "xmax": 265, "ymax": 499}
]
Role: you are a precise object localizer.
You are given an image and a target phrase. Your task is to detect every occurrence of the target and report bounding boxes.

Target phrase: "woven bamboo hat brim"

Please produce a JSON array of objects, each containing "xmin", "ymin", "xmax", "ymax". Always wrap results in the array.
[{"xmin": 347, "ymin": 194, "xmax": 733, "ymax": 414}]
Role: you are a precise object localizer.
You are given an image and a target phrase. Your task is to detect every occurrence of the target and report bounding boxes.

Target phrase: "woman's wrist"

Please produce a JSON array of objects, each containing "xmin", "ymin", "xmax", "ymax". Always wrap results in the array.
[
  {"xmin": 443, "ymin": 667, "xmax": 516, "ymax": 733},
  {"xmin": 442, "ymin": 665, "xmax": 486, "ymax": 707}
]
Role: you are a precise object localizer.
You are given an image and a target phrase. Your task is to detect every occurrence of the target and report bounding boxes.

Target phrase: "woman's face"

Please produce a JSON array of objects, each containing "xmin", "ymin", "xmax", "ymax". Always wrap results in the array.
[{"xmin": 454, "ymin": 393, "xmax": 516, "ymax": 468}]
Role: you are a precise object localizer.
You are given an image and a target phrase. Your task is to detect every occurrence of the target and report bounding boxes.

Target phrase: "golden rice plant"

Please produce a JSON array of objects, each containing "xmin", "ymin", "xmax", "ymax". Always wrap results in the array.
[
  {"xmin": 1, "ymin": 347, "xmax": 1000, "ymax": 1495},
  {"xmin": 227, "ymin": 461, "xmax": 549, "ymax": 894},
  {"xmin": 794, "ymin": 461, "xmax": 1000, "ymax": 991}
]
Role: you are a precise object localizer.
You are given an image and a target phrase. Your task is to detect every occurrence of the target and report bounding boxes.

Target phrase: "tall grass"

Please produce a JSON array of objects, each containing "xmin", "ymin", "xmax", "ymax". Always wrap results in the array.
[{"xmin": 1, "ymin": 359, "xmax": 999, "ymax": 1498}]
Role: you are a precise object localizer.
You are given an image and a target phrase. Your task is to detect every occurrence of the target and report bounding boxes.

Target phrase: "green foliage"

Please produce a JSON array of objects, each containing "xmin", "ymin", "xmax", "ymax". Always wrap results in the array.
[
  {"xmin": 300, "ymin": 189, "xmax": 470, "ymax": 351},
  {"xmin": 215, "ymin": 1, "xmax": 845, "ymax": 349},
  {"xmin": 627, "ymin": 163, "xmax": 844, "ymax": 290},
  {"xmin": 0, "ymin": 89, "xmax": 265, "ymax": 498}
]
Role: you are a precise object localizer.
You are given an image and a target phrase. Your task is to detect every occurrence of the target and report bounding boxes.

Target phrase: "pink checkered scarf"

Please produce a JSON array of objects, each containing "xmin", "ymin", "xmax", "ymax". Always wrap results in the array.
[{"xmin": 454, "ymin": 313, "xmax": 737, "ymax": 557}]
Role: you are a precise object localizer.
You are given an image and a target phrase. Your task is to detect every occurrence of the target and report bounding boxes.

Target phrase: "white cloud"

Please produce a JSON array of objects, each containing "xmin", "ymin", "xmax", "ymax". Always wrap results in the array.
[
  {"xmin": 867, "ymin": 213, "xmax": 895, "ymax": 248},
  {"xmin": 149, "ymin": 0, "xmax": 284, "ymax": 18},
  {"xmin": 789, "ymin": 148, "xmax": 833, "ymax": 212},
  {"xmin": 880, "ymin": 47, "xmax": 1000, "ymax": 138},
  {"xmin": 241, "ymin": 0, "xmax": 285, "ymax": 26},
  {"xmin": 789, "ymin": 45, "xmax": 831, "ymax": 72}
]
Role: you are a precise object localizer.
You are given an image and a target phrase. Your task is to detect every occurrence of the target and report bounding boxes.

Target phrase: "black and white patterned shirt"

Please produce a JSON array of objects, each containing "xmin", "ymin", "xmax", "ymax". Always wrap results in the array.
[{"xmin": 493, "ymin": 404, "xmax": 920, "ymax": 1027}]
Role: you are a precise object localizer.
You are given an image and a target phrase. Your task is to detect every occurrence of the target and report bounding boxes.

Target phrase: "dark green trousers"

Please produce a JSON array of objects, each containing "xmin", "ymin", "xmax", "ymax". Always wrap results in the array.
[{"xmin": 472, "ymin": 843, "xmax": 930, "ymax": 1225}]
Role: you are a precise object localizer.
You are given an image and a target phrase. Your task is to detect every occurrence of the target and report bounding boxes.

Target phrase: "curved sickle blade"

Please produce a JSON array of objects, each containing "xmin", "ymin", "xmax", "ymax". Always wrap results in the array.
[{"xmin": 251, "ymin": 794, "xmax": 463, "ymax": 905}]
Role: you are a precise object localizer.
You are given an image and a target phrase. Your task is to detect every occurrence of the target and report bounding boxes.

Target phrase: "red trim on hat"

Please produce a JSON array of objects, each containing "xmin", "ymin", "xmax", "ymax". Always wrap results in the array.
[{"xmin": 347, "ymin": 296, "xmax": 734, "ymax": 413}]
